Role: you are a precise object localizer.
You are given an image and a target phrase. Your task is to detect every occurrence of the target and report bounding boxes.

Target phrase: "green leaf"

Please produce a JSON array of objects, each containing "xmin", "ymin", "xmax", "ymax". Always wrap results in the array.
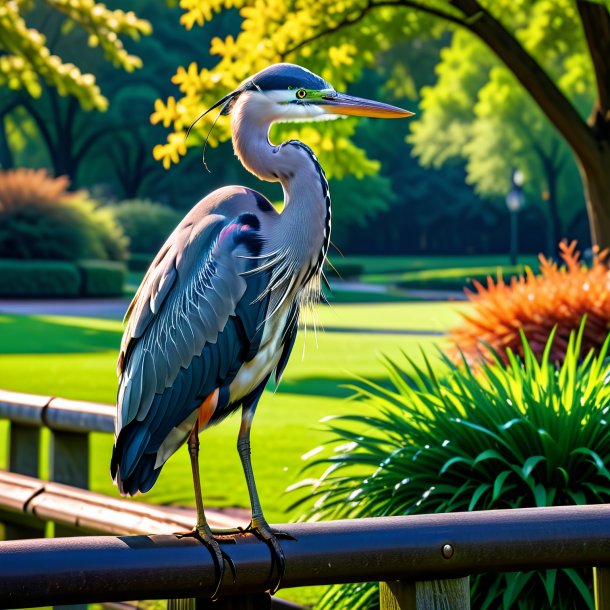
[
  {"xmin": 472, "ymin": 448, "xmax": 510, "ymax": 468},
  {"xmin": 533, "ymin": 484, "xmax": 547, "ymax": 507},
  {"xmin": 468, "ymin": 482, "xmax": 491, "ymax": 511},
  {"xmin": 492, "ymin": 470, "xmax": 512, "ymax": 503},
  {"xmin": 542, "ymin": 569, "xmax": 557, "ymax": 605},
  {"xmin": 440, "ymin": 455, "xmax": 472, "ymax": 475},
  {"xmin": 522, "ymin": 455, "xmax": 546, "ymax": 479}
]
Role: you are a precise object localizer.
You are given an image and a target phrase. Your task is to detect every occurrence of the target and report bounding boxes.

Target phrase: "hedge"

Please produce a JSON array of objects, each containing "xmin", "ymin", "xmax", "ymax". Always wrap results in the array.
[
  {"xmin": 0, "ymin": 260, "xmax": 81, "ymax": 297},
  {"xmin": 0, "ymin": 259, "xmax": 126, "ymax": 297},
  {"xmin": 128, "ymin": 252, "xmax": 154, "ymax": 272},
  {"xmin": 78, "ymin": 260, "xmax": 127, "ymax": 297},
  {"xmin": 325, "ymin": 262, "xmax": 364, "ymax": 279}
]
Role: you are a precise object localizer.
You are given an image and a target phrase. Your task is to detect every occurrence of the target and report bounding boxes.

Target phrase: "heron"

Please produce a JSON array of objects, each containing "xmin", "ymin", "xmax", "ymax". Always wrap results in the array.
[{"xmin": 111, "ymin": 63, "xmax": 413, "ymax": 596}]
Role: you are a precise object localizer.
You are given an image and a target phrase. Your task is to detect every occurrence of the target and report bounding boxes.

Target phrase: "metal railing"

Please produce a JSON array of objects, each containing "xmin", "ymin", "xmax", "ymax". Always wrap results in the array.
[
  {"xmin": 2, "ymin": 507, "xmax": 610, "ymax": 608},
  {"xmin": 2, "ymin": 390, "xmax": 610, "ymax": 609}
]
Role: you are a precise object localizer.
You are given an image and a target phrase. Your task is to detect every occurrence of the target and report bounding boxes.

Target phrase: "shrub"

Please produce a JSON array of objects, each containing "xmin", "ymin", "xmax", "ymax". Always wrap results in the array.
[
  {"xmin": 127, "ymin": 252, "xmax": 154, "ymax": 272},
  {"xmin": 450, "ymin": 241, "xmax": 610, "ymax": 364},
  {"xmin": 0, "ymin": 259, "xmax": 80, "ymax": 296},
  {"xmin": 78, "ymin": 260, "xmax": 126, "ymax": 297},
  {"xmin": 107, "ymin": 199, "xmax": 182, "ymax": 255},
  {"xmin": 325, "ymin": 262, "xmax": 364, "ymax": 279},
  {"xmin": 0, "ymin": 168, "xmax": 128, "ymax": 262},
  {"xmin": 289, "ymin": 328, "xmax": 610, "ymax": 609}
]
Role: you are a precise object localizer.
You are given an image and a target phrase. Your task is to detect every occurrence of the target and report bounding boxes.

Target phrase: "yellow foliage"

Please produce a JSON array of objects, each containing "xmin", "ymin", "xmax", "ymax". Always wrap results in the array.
[
  {"xmin": 0, "ymin": 0, "xmax": 151, "ymax": 111},
  {"xmin": 151, "ymin": 0, "xmax": 393, "ymax": 176}
]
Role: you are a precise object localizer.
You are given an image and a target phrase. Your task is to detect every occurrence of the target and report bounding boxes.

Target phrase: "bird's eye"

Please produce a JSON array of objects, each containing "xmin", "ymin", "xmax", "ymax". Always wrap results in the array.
[{"xmin": 296, "ymin": 89, "xmax": 307, "ymax": 99}]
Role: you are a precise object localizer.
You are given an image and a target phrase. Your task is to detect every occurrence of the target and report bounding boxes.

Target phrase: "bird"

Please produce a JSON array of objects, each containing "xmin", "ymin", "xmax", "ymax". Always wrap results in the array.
[{"xmin": 111, "ymin": 62, "xmax": 413, "ymax": 597}]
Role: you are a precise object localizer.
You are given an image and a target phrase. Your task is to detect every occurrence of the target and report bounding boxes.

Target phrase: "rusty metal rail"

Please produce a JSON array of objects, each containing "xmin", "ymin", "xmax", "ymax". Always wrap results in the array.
[
  {"xmin": 0, "ymin": 470, "xmax": 238, "ymax": 534},
  {"xmin": 2, "ymin": 505, "xmax": 610, "ymax": 608}
]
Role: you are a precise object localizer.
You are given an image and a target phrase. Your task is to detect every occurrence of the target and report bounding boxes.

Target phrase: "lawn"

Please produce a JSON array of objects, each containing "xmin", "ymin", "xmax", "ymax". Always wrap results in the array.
[
  {"xmin": 325, "ymin": 254, "xmax": 541, "ymax": 293},
  {"xmin": 334, "ymin": 254, "xmax": 540, "ymax": 275}
]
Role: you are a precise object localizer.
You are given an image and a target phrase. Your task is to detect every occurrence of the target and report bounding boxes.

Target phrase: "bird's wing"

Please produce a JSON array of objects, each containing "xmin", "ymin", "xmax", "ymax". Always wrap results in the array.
[{"xmin": 113, "ymin": 210, "xmax": 271, "ymax": 494}]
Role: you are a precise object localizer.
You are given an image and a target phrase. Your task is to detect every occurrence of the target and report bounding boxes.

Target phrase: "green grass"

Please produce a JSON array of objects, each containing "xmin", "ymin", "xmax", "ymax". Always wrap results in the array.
[
  {"xmin": 323, "ymin": 287, "xmax": 421, "ymax": 303},
  {"xmin": 334, "ymin": 254, "xmax": 540, "ymax": 275},
  {"xmin": 313, "ymin": 301, "xmax": 467, "ymax": 332}
]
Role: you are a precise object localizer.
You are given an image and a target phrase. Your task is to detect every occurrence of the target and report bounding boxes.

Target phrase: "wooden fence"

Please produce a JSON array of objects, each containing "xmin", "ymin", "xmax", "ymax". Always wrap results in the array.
[{"xmin": 2, "ymin": 389, "xmax": 610, "ymax": 609}]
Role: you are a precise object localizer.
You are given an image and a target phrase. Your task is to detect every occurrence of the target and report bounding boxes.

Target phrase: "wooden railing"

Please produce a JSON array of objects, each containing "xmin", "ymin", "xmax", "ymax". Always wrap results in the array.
[{"xmin": 2, "ymin": 390, "xmax": 610, "ymax": 609}]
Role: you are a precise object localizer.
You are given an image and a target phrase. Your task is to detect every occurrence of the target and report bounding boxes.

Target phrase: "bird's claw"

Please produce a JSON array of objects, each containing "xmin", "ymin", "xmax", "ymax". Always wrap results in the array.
[
  {"xmin": 177, "ymin": 527, "xmax": 236, "ymax": 599},
  {"xmin": 248, "ymin": 518, "xmax": 292, "ymax": 594}
]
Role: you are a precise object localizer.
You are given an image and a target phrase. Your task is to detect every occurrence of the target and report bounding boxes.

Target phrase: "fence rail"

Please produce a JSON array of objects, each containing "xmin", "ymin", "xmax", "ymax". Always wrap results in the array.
[
  {"xmin": 0, "ymin": 389, "xmax": 114, "ymax": 432},
  {"xmin": 0, "ymin": 470, "xmax": 237, "ymax": 534},
  {"xmin": 2, "ymin": 389, "xmax": 610, "ymax": 609},
  {"xmin": 2, "ymin": 506, "xmax": 610, "ymax": 608}
]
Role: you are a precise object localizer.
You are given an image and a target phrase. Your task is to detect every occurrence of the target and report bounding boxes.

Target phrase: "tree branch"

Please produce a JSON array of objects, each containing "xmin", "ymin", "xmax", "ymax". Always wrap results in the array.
[
  {"xmin": 449, "ymin": 0, "xmax": 597, "ymax": 165},
  {"xmin": 577, "ymin": 1, "xmax": 610, "ymax": 129},
  {"xmin": 20, "ymin": 100, "xmax": 58, "ymax": 162},
  {"xmin": 74, "ymin": 124, "xmax": 136, "ymax": 160},
  {"xmin": 282, "ymin": 0, "xmax": 464, "ymax": 58}
]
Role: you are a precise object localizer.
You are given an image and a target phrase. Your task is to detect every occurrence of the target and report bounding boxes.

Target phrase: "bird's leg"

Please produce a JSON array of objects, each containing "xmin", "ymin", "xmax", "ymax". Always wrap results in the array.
[
  {"xmin": 237, "ymin": 407, "xmax": 291, "ymax": 594},
  {"xmin": 179, "ymin": 424, "xmax": 234, "ymax": 599}
]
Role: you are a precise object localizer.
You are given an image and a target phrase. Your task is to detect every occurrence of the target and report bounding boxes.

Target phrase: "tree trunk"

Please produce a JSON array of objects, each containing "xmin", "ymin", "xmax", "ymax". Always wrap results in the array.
[
  {"xmin": 543, "ymin": 161, "xmax": 563, "ymax": 257},
  {"xmin": 579, "ymin": 146, "xmax": 610, "ymax": 248}
]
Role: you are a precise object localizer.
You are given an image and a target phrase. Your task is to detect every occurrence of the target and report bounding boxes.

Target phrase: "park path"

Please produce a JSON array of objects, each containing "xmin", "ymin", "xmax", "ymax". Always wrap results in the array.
[
  {"xmin": 0, "ymin": 297, "xmax": 449, "ymax": 335},
  {"xmin": 0, "ymin": 298, "xmax": 130, "ymax": 319},
  {"xmin": 334, "ymin": 280, "xmax": 466, "ymax": 302}
]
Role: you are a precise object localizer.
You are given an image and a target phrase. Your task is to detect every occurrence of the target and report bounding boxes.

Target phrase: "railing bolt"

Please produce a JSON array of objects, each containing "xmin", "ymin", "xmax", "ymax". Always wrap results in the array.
[{"xmin": 441, "ymin": 543, "xmax": 454, "ymax": 559}]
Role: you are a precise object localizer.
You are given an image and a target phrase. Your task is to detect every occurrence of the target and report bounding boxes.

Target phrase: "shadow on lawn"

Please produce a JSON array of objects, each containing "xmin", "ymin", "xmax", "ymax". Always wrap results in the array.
[
  {"xmin": 0, "ymin": 315, "xmax": 122, "ymax": 354},
  {"xmin": 276, "ymin": 375, "xmax": 392, "ymax": 398}
]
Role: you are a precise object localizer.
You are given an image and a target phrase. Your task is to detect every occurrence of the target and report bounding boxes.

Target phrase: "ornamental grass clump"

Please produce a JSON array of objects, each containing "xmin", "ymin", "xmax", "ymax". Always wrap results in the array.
[
  {"xmin": 449, "ymin": 241, "xmax": 610, "ymax": 364},
  {"xmin": 289, "ymin": 328, "xmax": 610, "ymax": 609}
]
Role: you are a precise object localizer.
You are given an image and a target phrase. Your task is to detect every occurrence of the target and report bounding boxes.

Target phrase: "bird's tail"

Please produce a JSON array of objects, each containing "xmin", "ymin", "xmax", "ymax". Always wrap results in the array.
[{"xmin": 110, "ymin": 422, "xmax": 162, "ymax": 496}]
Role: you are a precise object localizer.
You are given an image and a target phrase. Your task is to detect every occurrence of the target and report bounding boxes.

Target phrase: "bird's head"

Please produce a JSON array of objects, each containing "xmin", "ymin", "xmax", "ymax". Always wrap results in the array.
[{"xmin": 201, "ymin": 63, "xmax": 414, "ymax": 126}]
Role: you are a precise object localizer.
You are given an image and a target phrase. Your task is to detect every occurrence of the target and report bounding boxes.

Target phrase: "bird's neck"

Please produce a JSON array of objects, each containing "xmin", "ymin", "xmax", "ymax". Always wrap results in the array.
[{"xmin": 231, "ymin": 98, "xmax": 331, "ymax": 279}]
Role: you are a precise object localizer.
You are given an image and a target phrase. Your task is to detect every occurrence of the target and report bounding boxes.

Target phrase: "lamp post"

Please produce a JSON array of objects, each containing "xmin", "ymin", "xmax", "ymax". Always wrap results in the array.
[{"xmin": 505, "ymin": 169, "xmax": 525, "ymax": 265}]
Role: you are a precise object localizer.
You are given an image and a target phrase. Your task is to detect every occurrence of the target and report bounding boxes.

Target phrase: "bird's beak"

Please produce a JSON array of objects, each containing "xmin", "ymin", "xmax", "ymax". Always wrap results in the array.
[{"xmin": 320, "ymin": 92, "xmax": 414, "ymax": 119}]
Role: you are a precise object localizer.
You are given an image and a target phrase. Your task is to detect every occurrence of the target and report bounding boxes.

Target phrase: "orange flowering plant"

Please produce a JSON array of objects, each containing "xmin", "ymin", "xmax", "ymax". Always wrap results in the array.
[{"xmin": 450, "ymin": 241, "xmax": 610, "ymax": 363}]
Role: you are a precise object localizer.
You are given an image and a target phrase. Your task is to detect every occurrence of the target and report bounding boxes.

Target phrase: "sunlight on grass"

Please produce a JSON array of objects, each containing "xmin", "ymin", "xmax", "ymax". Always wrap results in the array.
[{"xmin": 313, "ymin": 301, "xmax": 467, "ymax": 331}]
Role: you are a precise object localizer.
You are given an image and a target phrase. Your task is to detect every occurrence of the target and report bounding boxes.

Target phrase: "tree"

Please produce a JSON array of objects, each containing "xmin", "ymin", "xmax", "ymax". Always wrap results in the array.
[
  {"xmin": 409, "ymin": 30, "xmax": 587, "ymax": 253},
  {"xmin": 153, "ymin": 0, "xmax": 610, "ymax": 247},
  {"xmin": 0, "ymin": 0, "xmax": 150, "ymax": 111}
]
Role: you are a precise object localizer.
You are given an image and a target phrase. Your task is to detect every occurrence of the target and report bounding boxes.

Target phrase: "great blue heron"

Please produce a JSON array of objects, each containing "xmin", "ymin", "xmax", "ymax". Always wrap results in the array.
[{"xmin": 111, "ymin": 63, "xmax": 412, "ymax": 596}]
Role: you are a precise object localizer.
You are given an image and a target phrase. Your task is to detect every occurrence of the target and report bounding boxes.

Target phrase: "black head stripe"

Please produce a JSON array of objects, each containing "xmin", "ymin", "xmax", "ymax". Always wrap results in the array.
[{"xmin": 244, "ymin": 63, "xmax": 331, "ymax": 93}]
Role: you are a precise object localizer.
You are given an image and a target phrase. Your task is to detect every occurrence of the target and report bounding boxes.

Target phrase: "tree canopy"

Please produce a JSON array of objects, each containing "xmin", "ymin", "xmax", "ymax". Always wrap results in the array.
[
  {"xmin": 0, "ymin": 0, "xmax": 151, "ymax": 110},
  {"xmin": 409, "ymin": 29, "xmax": 587, "ymax": 249},
  {"xmin": 152, "ymin": 0, "xmax": 610, "ymax": 246}
]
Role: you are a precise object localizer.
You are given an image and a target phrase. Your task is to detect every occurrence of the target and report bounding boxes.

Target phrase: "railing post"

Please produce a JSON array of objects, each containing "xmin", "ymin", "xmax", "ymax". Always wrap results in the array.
[
  {"xmin": 9, "ymin": 423, "xmax": 40, "ymax": 478},
  {"xmin": 5, "ymin": 422, "xmax": 45, "ymax": 540},
  {"xmin": 380, "ymin": 578, "xmax": 470, "ymax": 610},
  {"xmin": 49, "ymin": 429, "xmax": 89, "ymax": 541},
  {"xmin": 594, "ymin": 567, "xmax": 610, "ymax": 610},
  {"xmin": 49, "ymin": 430, "xmax": 89, "ymax": 489}
]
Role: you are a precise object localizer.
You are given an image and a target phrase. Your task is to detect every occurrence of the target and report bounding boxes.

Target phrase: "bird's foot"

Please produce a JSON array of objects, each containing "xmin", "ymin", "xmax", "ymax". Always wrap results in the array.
[
  {"xmin": 177, "ymin": 525, "xmax": 236, "ymax": 599},
  {"xmin": 247, "ymin": 517, "xmax": 295, "ymax": 594}
]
